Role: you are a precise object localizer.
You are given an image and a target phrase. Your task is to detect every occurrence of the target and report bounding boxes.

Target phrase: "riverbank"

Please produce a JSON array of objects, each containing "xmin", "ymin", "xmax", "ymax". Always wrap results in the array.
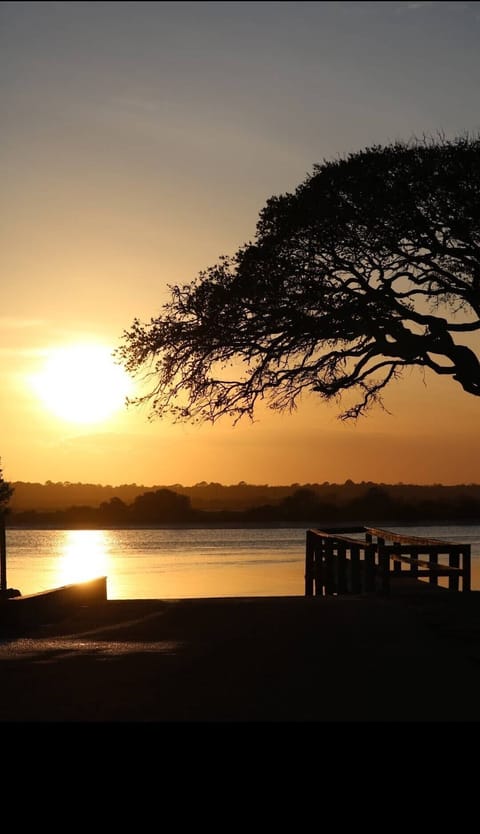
[
  {"xmin": 2, "ymin": 593, "xmax": 480, "ymax": 721},
  {"xmin": 6, "ymin": 518, "xmax": 480, "ymax": 530}
]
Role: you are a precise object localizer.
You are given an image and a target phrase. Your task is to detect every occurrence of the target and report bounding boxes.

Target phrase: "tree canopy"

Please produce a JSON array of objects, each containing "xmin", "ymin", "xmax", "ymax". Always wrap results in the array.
[
  {"xmin": 0, "ymin": 459, "xmax": 13, "ymax": 512},
  {"xmin": 118, "ymin": 135, "xmax": 480, "ymax": 422}
]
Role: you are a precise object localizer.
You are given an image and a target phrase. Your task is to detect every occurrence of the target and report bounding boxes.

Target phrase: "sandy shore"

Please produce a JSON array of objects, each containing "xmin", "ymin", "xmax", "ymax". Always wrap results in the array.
[{"xmin": 2, "ymin": 592, "xmax": 480, "ymax": 722}]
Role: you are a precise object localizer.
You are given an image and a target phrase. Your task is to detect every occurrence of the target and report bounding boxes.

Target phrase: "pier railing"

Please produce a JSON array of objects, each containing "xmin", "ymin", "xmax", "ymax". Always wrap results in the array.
[{"xmin": 305, "ymin": 526, "xmax": 471, "ymax": 596}]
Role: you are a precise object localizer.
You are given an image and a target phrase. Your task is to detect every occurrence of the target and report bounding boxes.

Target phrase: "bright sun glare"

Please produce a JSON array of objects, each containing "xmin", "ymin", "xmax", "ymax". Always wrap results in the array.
[
  {"xmin": 56, "ymin": 530, "xmax": 109, "ymax": 585},
  {"xmin": 32, "ymin": 343, "xmax": 133, "ymax": 424}
]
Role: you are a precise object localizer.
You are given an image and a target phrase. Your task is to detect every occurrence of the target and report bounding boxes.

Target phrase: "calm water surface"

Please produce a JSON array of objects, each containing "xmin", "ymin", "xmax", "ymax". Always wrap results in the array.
[{"xmin": 5, "ymin": 524, "xmax": 480, "ymax": 599}]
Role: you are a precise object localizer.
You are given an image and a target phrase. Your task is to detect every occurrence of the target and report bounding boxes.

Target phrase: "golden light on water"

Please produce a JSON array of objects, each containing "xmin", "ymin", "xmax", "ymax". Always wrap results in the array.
[{"xmin": 56, "ymin": 530, "xmax": 109, "ymax": 586}]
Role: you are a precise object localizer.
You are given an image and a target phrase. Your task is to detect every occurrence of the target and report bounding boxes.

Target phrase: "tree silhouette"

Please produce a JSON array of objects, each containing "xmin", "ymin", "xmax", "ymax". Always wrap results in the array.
[
  {"xmin": 0, "ymin": 458, "xmax": 14, "ymax": 594},
  {"xmin": 118, "ymin": 136, "xmax": 480, "ymax": 422},
  {"xmin": 0, "ymin": 458, "xmax": 13, "ymax": 511},
  {"xmin": 130, "ymin": 488, "xmax": 192, "ymax": 523}
]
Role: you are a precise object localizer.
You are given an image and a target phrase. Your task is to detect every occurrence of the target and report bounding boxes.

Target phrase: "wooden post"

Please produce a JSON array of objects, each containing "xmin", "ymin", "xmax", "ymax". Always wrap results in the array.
[
  {"xmin": 379, "ymin": 544, "xmax": 390, "ymax": 594},
  {"xmin": 365, "ymin": 540, "xmax": 375, "ymax": 592},
  {"xmin": 429, "ymin": 549, "xmax": 438, "ymax": 587},
  {"xmin": 449, "ymin": 550, "xmax": 460, "ymax": 592},
  {"xmin": 337, "ymin": 543, "xmax": 347, "ymax": 594},
  {"xmin": 410, "ymin": 546, "xmax": 419, "ymax": 577},
  {"xmin": 305, "ymin": 531, "xmax": 314, "ymax": 596},
  {"xmin": 325, "ymin": 539, "xmax": 334, "ymax": 595},
  {"xmin": 350, "ymin": 544, "xmax": 361, "ymax": 594},
  {"xmin": 314, "ymin": 540, "xmax": 324, "ymax": 597},
  {"xmin": 393, "ymin": 545, "xmax": 402, "ymax": 574},
  {"xmin": 462, "ymin": 547, "xmax": 471, "ymax": 593},
  {"xmin": 377, "ymin": 536, "xmax": 385, "ymax": 592},
  {"xmin": 0, "ymin": 511, "xmax": 6, "ymax": 593}
]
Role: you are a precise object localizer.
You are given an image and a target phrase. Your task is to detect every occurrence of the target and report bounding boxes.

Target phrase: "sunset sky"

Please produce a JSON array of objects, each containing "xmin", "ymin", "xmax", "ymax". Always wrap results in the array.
[{"xmin": 2, "ymin": 0, "xmax": 480, "ymax": 487}]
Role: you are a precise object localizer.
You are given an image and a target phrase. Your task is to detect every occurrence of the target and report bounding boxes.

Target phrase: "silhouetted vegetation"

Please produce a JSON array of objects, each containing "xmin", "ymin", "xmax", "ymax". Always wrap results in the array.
[
  {"xmin": 6, "ymin": 480, "xmax": 480, "ymax": 527},
  {"xmin": 0, "ymin": 459, "xmax": 13, "ymax": 593},
  {"xmin": 118, "ymin": 135, "xmax": 480, "ymax": 423},
  {"xmin": 0, "ymin": 459, "xmax": 13, "ymax": 511},
  {"xmin": 130, "ymin": 489, "xmax": 192, "ymax": 523}
]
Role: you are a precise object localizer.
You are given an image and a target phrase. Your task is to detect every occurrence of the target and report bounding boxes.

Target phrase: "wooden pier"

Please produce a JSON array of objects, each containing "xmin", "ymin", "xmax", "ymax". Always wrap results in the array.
[{"xmin": 305, "ymin": 526, "xmax": 471, "ymax": 597}]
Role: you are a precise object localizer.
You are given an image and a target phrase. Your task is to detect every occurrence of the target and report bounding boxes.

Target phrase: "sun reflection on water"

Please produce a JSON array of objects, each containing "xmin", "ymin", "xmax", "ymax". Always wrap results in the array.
[{"xmin": 56, "ymin": 530, "xmax": 109, "ymax": 586}]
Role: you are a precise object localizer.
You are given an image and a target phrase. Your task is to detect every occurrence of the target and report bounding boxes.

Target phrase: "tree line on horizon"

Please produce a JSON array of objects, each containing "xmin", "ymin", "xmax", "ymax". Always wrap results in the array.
[
  {"xmin": 6, "ymin": 483, "xmax": 480, "ymax": 527},
  {"xmin": 8, "ymin": 478, "xmax": 480, "ymax": 513}
]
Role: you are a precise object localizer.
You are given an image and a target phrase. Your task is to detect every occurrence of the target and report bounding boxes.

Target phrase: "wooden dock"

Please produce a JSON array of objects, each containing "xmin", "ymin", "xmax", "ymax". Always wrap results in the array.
[{"xmin": 305, "ymin": 526, "xmax": 471, "ymax": 597}]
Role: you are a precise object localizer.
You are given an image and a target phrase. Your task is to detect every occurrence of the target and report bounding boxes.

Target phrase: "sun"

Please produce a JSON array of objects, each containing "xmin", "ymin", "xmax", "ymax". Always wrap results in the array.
[{"xmin": 32, "ymin": 343, "xmax": 133, "ymax": 424}]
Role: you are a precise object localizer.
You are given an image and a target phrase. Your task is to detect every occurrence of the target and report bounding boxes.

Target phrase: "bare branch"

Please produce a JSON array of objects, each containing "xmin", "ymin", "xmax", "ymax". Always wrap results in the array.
[{"xmin": 118, "ymin": 135, "xmax": 480, "ymax": 424}]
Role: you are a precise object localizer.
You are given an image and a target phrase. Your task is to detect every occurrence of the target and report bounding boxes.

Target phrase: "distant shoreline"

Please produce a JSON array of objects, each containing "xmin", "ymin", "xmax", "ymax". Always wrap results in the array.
[
  {"xmin": 8, "ymin": 483, "xmax": 480, "ymax": 531},
  {"xmin": 5, "ymin": 518, "xmax": 480, "ymax": 531}
]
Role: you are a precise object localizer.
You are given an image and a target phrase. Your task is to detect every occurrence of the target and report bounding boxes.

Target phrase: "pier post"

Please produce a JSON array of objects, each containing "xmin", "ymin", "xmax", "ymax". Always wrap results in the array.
[
  {"xmin": 449, "ymin": 550, "xmax": 460, "ymax": 592},
  {"xmin": 0, "ymin": 512, "xmax": 6, "ymax": 593},
  {"xmin": 350, "ymin": 544, "xmax": 361, "ymax": 593},
  {"xmin": 305, "ymin": 531, "xmax": 314, "ymax": 596},
  {"xmin": 429, "ymin": 550, "xmax": 439, "ymax": 587},
  {"xmin": 462, "ymin": 547, "xmax": 471, "ymax": 592}
]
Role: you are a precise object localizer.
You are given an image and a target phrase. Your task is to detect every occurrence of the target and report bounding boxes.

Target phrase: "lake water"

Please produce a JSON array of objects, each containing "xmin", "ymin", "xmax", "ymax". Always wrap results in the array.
[{"xmin": 4, "ymin": 524, "xmax": 480, "ymax": 600}]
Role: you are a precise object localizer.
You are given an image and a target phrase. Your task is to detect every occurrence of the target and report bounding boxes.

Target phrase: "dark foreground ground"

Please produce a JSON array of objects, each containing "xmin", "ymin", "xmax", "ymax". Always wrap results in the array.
[{"xmin": 2, "ymin": 591, "xmax": 480, "ymax": 722}]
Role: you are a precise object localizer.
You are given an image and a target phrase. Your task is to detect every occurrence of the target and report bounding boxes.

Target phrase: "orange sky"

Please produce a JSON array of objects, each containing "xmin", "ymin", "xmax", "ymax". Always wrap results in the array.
[{"xmin": 1, "ymin": 1, "xmax": 480, "ymax": 487}]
